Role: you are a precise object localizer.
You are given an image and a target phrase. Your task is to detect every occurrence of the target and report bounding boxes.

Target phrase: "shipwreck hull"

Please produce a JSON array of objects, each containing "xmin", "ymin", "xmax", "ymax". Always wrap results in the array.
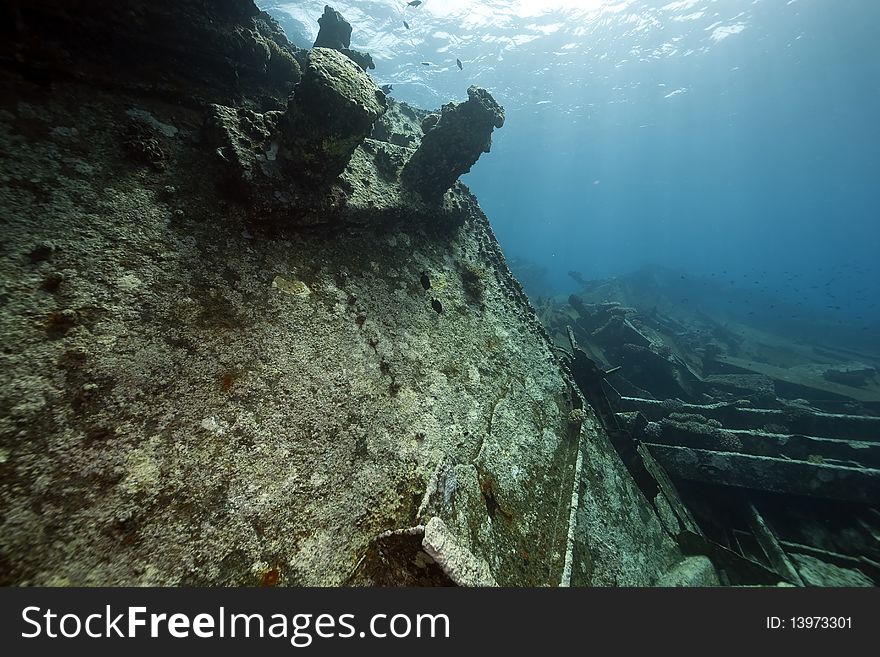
[{"xmin": 0, "ymin": 0, "xmax": 695, "ymax": 586}]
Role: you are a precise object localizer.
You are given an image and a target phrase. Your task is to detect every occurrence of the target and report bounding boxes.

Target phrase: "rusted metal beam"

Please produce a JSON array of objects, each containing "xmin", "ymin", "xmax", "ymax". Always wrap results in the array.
[
  {"xmin": 676, "ymin": 530, "xmax": 784, "ymax": 586},
  {"xmin": 638, "ymin": 444, "xmax": 702, "ymax": 537},
  {"xmin": 618, "ymin": 396, "xmax": 880, "ymax": 442},
  {"xmin": 635, "ymin": 417, "xmax": 880, "ymax": 469},
  {"xmin": 778, "ymin": 540, "xmax": 880, "ymax": 584},
  {"xmin": 645, "ymin": 444, "xmax": 880, "ymax": 505},
  {"xmin": 745, "ymin": 502, "xmax": 804, "ymax": 586}
]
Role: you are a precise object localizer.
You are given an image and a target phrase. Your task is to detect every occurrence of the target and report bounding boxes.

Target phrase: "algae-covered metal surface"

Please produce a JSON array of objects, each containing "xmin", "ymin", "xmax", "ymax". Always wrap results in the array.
[{"xmin": 0, "ymin": 0, "xmax": 695, "ymax": 587}]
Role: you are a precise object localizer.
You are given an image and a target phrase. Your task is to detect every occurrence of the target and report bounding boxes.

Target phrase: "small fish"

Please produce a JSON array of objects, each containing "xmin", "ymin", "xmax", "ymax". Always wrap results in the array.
[
  {"xmin": 456, "ymin": 58, "xmax": 463, "ymax": 70},
  {"xmin": 404, "ymin": 21, "xmax": 410, "ymax": 29},
  {"xmin": 421, "ymin": 61, "xmax": 432, "ymax": 66},
  {"xmin": 407, "ymin": 1, "xmax": 422, "ymax": 6}
]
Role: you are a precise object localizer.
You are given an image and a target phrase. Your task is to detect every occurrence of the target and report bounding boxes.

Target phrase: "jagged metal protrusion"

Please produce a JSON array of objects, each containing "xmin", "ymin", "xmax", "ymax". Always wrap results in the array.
[
  {"xmin": 313, "ymin": 5, "xmax": 352, "ymax": 49},
  {"xmin": 401, "ymin": 85, "xmax": 504, "ymax": 202},
  {"xmin": 312, "ymin": 5, "xmax": 375, "ymax": 70}
]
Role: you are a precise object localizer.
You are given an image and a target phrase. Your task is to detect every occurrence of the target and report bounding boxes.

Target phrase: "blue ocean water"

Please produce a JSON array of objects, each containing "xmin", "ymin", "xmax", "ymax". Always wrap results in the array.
[{"xmin": 261, "ymin": 0, "xmax": 879, "ymax": 338}]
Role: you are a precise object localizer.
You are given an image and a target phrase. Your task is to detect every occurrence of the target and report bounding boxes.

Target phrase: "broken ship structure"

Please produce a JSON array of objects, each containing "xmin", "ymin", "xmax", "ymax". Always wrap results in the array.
[{"xmin": 539, "ymin": 281, "xmax": 880, "ymax": 586}]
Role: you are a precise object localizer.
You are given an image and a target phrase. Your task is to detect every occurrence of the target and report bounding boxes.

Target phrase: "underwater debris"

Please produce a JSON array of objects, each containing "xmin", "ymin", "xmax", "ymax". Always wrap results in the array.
[{"xmin": 402, "ymin": 86, "xmax": 504, "ymax": 202}]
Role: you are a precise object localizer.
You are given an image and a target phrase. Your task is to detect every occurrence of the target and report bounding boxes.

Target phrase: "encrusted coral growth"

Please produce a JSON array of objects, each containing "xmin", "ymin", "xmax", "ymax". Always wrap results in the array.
[
  {"xmin": 313, "ymin": 5, "xmax": 352, "ymax": 50},
  {"xmin": 459, "ymin": 262, "xmax": 486, "ymax": 303},
  {"xmin": 312, "ymin": 4, "xmax": 375, "ymax": 71},
  {"xmin": 279, "ymin": 48, "xmax": 386, "ymax": 183},
  {"xmin": 402, "ymin": 86, "xmax": 505, "ymax": 202}
]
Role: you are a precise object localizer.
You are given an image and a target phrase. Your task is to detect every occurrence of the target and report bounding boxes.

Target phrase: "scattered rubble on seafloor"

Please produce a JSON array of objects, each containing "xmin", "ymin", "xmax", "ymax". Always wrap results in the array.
[{"xmin": 537, "ymin": 269, "xmax": 880, "ymax": 585}]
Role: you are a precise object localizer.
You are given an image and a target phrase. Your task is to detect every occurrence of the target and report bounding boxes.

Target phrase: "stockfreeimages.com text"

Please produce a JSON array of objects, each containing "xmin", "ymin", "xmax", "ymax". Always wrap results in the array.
[{"xmin": 21, "ymin": 606, "xmax": 450, "ymax": 647}]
